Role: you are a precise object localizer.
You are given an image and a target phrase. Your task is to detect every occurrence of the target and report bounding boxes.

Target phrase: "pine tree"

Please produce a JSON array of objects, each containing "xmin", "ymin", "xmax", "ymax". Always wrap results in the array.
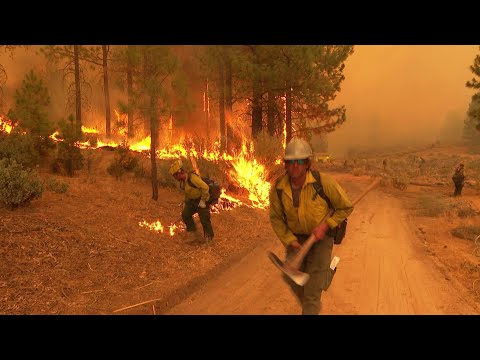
[
  {"xmin": 12, "ymin": 70, "xmax": 54, "ymax": 153},
  {"xmin": 466, "ymin": 46, "xmax": 480, "ymax": 132}
]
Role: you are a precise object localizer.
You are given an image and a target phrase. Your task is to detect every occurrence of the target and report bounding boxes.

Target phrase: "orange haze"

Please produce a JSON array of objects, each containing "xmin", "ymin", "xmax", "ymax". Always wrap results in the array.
[{"xmin": 329, "ymin": 45, "xmax": 479, "ymax": 156}]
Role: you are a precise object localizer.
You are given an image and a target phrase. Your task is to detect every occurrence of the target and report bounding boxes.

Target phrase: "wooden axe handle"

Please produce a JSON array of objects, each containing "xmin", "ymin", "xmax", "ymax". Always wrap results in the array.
[{"xmin": 286, "ymin": 177, "xmax": 381, "ymax": 271}]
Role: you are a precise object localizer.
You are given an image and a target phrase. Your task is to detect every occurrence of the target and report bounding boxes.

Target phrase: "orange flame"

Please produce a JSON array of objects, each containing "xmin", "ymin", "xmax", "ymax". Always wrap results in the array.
[
  {"xmin": 0, "ymin": 115, "xmax": 13, "ymax": 134},
  {"xmin": 3, "ymin": 105, "xmax": 276, "ymax": 212},
  {"xmin": 139, "ymin": 220, "xmax": 185, "ymax": 236},
  {"xmin": 81, "ymin": 126, "xmax": 100, "ymax": 134},
  {"xmin": 130, "ymin": 136, "xmax": 151, "ymax": 152},
  {"xmin": 46, "ymin": 117, "xmax": 274, "ymax": 210},
  {"xmin": 49, "ymin": 131, "xmax": 61, "ymax": 142},
  {"xmin": 230, "ymin": 156, "xmax": 271, "ymax": 209}
]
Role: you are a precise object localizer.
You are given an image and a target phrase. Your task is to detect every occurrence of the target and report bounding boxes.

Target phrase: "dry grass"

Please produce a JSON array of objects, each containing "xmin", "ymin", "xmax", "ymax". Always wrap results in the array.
[
  {"xmin": 414, "ymin": 194, "xmax": 448, "ymax": 217},
  {"xmin": 0, "ymin": 149, "xmax": 273, "ymax": 315},
  {"xmin": 451, "ymin": 225, "xmax": 480, "ymax": 241}
]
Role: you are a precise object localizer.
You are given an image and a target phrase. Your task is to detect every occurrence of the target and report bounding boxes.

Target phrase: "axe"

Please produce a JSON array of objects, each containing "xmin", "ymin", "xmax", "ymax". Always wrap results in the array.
[{"xmin": 268, "ymin": 177, "xmax": 381, "ymax": 286}]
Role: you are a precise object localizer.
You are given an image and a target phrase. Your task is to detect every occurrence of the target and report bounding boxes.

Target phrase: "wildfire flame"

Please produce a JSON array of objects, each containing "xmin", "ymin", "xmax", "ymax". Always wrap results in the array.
[
  {"xmin": 139, "ymin": 220, "xmax": 185, "ymax": 236},
  {"xmin": 81, "ymin": 125, "xmax": 100, "ymax": 134},
  {"xmin": 230, "ymin": 156, "xmax": 270, "ymax": 209},
  {"xmin": 5, "ymin": 108, "xmax": 276, "ymax": 238},
  {"xmin": 114, "ymin": 109, "xmax": 128, "ymax": 136},
  {"xmin": 209, "ymin": 189, "xmax": 244, "ymax": 214},
  {"xmin": 77, "ymin": 132, "xmax": 271, "ymax": 209},
  {"xmin": 0, "ymin": 115, "xmax": 13, "ymax": 134},
  {"xmin": 129, "ymin": 136, "xmax": 151, "ymax": 152}
]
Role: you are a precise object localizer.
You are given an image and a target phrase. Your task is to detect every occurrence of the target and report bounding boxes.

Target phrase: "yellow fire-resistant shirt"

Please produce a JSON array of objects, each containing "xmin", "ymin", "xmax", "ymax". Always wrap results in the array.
[
  {"xmin": 185, "ymin": 172, "xmax": 210, "ymax": 202},
  {"xmin": 269, "ymin": 170, "xmax": 354, "ymax": 248}
]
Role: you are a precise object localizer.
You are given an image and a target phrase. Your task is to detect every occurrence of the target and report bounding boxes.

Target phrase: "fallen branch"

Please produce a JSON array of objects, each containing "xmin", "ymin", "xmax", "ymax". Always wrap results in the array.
[
  {"xmin": 409, "ymin": 182, "xmax": 445, "ymax": 187},
  {"xmin": 113, "ymin": 298, "xmax": 163, "ymax": 313},
  {"xmin": 134, "ymin": 280, "xmax": 169, "ymax": 291},
  {"xmin": 133, "ymin": 282, "xmax": 154, "ymax": 290}
]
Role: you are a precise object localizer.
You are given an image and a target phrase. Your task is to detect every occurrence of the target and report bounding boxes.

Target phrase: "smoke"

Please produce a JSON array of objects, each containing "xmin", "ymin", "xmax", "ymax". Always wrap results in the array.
[
  {"xmin": 2, "ymin": 45, "xmax": 477, "ymax": 153},
  {"xmin": 328, "ymin": 45, "xmax": 479, "ymax": 157},
  {"xmin": 0, "ymin": 46, "xmax": 109, "ymax": 126},
  {"xmin": 1, "ymin": 47, "xmax": 43, "ymax": 111}
]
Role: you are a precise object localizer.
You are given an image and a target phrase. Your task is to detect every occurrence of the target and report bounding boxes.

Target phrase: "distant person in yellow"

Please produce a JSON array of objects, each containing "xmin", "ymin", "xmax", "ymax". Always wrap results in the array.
[
  {"xmin": 169, "ymin": 160, "xmax": 214, "ymax": 244},
  {"xmin": 452, "ymin": 163, "xmax": 465, "ymax": 197},
  {"xmin": 269, "ymin": 138, "xmax": 354, "ymax": 315}
]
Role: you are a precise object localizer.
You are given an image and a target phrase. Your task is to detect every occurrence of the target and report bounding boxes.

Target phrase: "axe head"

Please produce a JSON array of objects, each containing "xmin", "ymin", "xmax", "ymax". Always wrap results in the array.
[{"xmin": 268, "ymin": 251, "xmax": 310, "ymax": 286}]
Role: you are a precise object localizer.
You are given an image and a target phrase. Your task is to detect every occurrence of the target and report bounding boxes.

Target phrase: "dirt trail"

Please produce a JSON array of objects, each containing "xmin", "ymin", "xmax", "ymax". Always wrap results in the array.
[{"xmin": 166, "ymin": 175, "xmax": 480, "ymax": 315}]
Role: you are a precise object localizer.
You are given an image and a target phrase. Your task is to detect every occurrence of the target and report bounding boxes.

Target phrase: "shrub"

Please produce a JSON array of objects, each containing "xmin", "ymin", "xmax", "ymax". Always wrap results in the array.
[
  {"xmin": 52, "ymin": 115, "xmax": 84, "ymax": 176},
  {"xmin": 0, "ymin": 132, "xmax": 40, "ymax": 168},
  {"xmin": 106, "ymin": 144, "xmax": 140, "ymax": 180},
  {"xmin": 415, "ymin": 194, "xmax": 446, "ymax": 217},
  {"xmin": 0, "ymin": 159, "xmax": 44, "ymax": 209},
  {"xmin": 107, "ymin": 161, "xmax": 125, "ymax": 180},
  {"xmin": 451, "ymin": 225, "xmax": 480, "ymax": 241},
  {"xmin": 46, "ymin": 178, "xmax": 69, "ymax": 194}
]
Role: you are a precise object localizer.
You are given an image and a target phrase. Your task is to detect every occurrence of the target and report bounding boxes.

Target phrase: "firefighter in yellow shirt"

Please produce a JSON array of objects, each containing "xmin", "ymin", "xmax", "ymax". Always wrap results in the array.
[
  {"xmin": 269, "ymin": 138, "xmax": 353, "ymax": 315},
  {"xmin": 169, "ymin": 160, "xmax": 214, "ymax": 244}
]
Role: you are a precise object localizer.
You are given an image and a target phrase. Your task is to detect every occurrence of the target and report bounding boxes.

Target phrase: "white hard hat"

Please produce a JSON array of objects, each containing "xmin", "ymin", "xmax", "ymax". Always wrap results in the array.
[{"xmin": 284, "ymin": 138, "xmax": 313, "ymax": 160}]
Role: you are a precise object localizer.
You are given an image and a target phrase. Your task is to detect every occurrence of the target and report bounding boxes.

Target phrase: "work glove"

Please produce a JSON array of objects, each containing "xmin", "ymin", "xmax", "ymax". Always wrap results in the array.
[
  {"xmin": 312, "ymin": 222, "xmax": 330, "ymax": 241},
  {"xmin": 198, "ymin": 199, "xmax": 207, "ymax": 208}
]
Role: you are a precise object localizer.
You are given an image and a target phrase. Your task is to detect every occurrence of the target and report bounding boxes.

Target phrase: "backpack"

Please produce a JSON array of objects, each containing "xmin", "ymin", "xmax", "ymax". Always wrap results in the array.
[
  {"xmin": 187, "ymin": 172, "xmax": 221, "ymax": 205},
  {"xmin": 275, "ymin": 170, "xmax": 348, "ymax": 245},
  {"xmin": 452, "ymin": 169, "xmax": 464, "ymax": 185}
]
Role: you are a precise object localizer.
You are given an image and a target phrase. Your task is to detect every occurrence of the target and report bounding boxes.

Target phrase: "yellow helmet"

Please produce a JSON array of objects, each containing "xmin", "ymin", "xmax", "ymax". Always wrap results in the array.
[{"xmin": 168, "ymin": 160, "xmax": 183, "ymax": 175}]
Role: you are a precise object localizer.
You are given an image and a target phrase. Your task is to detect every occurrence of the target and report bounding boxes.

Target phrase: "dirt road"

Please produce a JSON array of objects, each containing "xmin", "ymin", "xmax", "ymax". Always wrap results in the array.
[{"xmin": 166, "ymin": 175, "xmax": 480, "ymax": 315}]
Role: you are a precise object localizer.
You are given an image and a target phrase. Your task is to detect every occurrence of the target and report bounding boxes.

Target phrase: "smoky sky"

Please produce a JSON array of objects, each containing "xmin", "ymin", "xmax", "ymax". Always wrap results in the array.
[{"xmin": 329, "ymin": 45, "xmax": 479, "ymax": 156}]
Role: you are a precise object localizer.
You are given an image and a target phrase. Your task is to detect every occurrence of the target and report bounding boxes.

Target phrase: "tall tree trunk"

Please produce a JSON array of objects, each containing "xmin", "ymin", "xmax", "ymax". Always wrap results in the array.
[
  {"xmin": 267, "ymin": 90, "xmax": 275, "ymax": 136},
  {"xmin": 252, "ymin": 76, "xmax": 262, "ymax": 138},
  {"xmin": 275, "ymin": 107, "xmax": 283, "ymax": 137},
  {"xmin": 286, "ymin": 85, "xmax": 292, "ymax": 144},
  {"xmin": 143, "ymin": 48, "xmax": 158, "ymax": 200},
  {"xmin": 102, "ymin": 45, "xmax": 111, "ymax": 139},
  {"xmin": 218, "ymin": 65, "xmax": 226, "ymax": 152},
  {"xmin": 127, "ymin": 45, "xmax": 134, "ymax": 138},
  {"xmin": 73, "ymin": 45, "xmax": 82, "ymax": 132},
  {"xmin": 150, "ymin": 94, "xmax": 158, "ymax": 201},
  {"xmin": 142, "ymin": 49, "xmax": 149, "ymax": 137},
  {"xmin": 225, "ymin": 56, "xmax": 234, "ymax": 148},
  {"xmin": 204, "ymin": 78, "xmax": 210, "ymax": 144}
]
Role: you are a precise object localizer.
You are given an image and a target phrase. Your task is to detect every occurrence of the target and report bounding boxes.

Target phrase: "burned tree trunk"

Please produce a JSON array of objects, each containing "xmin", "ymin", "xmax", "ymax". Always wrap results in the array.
[
  {"xmin": 267, "ymin": 90, "xmax": 276, "ymax": 136},
  {"xmin": 127, "ymin": 45, "xmax": 134, "ymax": 138},
  {"xmin": 285, "ymin": 85, "xmax": 292, "ymax": 143},
  {"xmin": 204, "ymin": 78, "xmax": 210, "ymax": 144},
  {"xmin": 73, "ymin": 45, "xmax": 82, "ymax": 132},
  {"xmin": 252, "ymin": 77, "xmax": 262, "ymax": 138},
  {"xmin": 218, "ymin": 64, "xmax": 226, "ymax": 152},
  {"xmin": 225, "ymin": 57, "xmax": 234, "ymax": 148},
  {"xmin": 102, "ymin": 45, "xmax": 111, "ymax": 139},
  {"xmin": 150, "ymin": 95, "xmax": 159, "ymax": 201}
]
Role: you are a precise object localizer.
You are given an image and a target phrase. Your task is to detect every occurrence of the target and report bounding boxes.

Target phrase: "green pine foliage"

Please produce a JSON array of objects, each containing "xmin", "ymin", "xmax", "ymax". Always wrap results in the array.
[{"xmin": 0, "ymin": 159, "xmax": 44, "ymax": 209}]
